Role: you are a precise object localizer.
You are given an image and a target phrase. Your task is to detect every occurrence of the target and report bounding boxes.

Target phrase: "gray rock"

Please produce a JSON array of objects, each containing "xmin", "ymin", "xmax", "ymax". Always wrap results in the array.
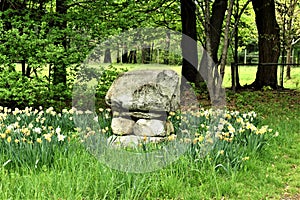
[
  {"xmin": 133, "ymin": 119, "xmax": 166, "ymax": 137},
  {"xmin": 107, "ymin": 135, "xmax": 165, "ymax": 148},
  {"xmin": 105, "ymin": 69, "xmax": 180, "ymax": 112},
  {"xmin": 111, "ymin": 117, "xmax": 135, "ymax": 135}
]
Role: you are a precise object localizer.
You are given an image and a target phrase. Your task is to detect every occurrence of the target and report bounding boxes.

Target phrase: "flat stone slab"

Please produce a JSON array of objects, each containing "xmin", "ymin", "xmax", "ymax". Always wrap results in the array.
[{"xmin": 113, "ymin": 111, "xmax": 167, "ymax": 120}]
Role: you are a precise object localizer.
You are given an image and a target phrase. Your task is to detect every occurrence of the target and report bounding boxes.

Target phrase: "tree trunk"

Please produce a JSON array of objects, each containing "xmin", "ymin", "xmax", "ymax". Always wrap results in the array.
[
  {"xmin": 128, "ymin": 50, "xmax": 137, "ymax": 64},
  {"xmin": 286, "ymin": 45, "xmax": 292, "ymax": 79},
  {"xmin": 198, "ymin": 0, "xmax": 227, "ymax": 105},
  {"xmin": 53, "ymin": 0, "xmax": 67, "ymax": 85},
  {"xmin": 104, "ymin": 48, "xmax": 112, "ymax": 63},
  {"xmin": 164, "ymin": 31, "xmax": 170, "ymax": 64},
  {"xmin": 26, "ymin": 65, "xmax": 31, "ymax": 77},
  {"xmin": 251, "ymin": 0, "xmax": 280, "ymax": 89},
  {"xmin": 219, "ymin": 0, "xmax": 234, "ymax": 81},
  {"xmin": 21, "ymin": 60, "xmax": 26, "ymax": 76},
  {"xmin": 122, "ymin": 44, "xmax": 128, "ymax": 63},
  {"xmin": 199, "ymin": 0, "xmax": 227, "ymax": 84},
  {"xmin": 209, "ymin": 0, "xmax": 228, "ymax": 64},
  {"xmin": 180, "ymin": 0, "xmax": 201, "ymax": 87},
  {"xmin": 141, "ymin": 44, "xmax": 151, "ymax": 64},
  {"xmin": 117, "ymin": 43, "xmax": 121, "ymax": 63}
]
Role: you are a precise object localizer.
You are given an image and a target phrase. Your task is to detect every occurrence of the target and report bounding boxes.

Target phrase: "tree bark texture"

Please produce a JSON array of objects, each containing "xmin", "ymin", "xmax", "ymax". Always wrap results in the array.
[
  {"xmin": 209, "ymin": 0, "xmax": 228, "ymax": 64},
  {"xmin": 53, "ymin": 0, "xmax": 68, "ymax": 85},
  {"xmin": 252, "ymin": 0, "xmax": 280, "ymax": 89},
  {"xmin": 104, "ymin": 48, "xmax": 112, "ymax": 63},
  {"xmin": 180, "ymin": 0, "xmax": 201, "ymax": 86}
]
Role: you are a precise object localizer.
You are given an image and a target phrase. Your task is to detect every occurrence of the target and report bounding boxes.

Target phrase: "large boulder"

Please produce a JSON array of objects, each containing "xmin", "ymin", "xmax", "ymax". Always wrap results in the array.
[{"xmin": 105, "ymin": 69, "xmax": 180, "ymax": 113}]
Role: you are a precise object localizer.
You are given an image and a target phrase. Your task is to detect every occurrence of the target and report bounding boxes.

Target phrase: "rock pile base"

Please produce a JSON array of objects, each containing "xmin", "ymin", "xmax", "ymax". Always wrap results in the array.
[{"xmin": 105, "ymin": 69, "xmax": 180, "ymax": 147}]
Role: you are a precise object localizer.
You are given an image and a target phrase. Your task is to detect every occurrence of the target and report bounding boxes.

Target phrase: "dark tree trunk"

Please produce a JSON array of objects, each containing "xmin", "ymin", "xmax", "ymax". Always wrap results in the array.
[
  {"xmin": 26, "ymin": 65, "xmax": 31, "ymax": 77},
  {"xmin": 21, "ymin": 60, "xmax": 26, "ymax": 76},
  {"xmin": 180, "ymin": 0, "xmax": 201, "ymax": 86},
  {"xmin": 252, "ymin": 0, "xmax": 280, "ymax": 89},
  {"xmin": 104, "ymin": 48, "xmax": 112, "ymax": 63},
  {"xmin": 117, "ymin": 43, "xmax": 121, "ymax": 63},
  {"xmin": 209, "ymin": 0, "xmax": 228, "ymax": 64},
  {"xmin": 128, "ymin": 50, "xmax": 137, "ymax": 64},
  {"xmin": 53, "ymin": 0, "xmax": 68, "ymax": 85},
  {"xmin": 122, "ymin": 44, "xmax": 128, "ymax": 63},
  {"xmin": 141, "ymin": 44, "xmax": 151, "ymax": 64}
]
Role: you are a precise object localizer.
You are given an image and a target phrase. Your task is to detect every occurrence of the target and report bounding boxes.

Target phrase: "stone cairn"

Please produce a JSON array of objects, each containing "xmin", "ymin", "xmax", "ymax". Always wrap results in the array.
[{"xmin": 105, "ymin": 69, "xmax": 180, "ymax": 147}]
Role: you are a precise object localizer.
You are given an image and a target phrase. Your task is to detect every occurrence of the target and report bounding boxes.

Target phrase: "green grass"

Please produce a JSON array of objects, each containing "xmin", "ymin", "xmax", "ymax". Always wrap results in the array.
[{"xmin": 0, "ymin": 101, "xmax": 299, "ymax": 199}]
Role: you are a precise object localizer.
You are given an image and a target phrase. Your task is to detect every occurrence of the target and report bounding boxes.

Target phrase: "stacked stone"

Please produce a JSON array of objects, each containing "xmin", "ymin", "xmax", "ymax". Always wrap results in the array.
[{"xmin": 105, "ymin": 69, "xmax": 180, "ymax": 147}]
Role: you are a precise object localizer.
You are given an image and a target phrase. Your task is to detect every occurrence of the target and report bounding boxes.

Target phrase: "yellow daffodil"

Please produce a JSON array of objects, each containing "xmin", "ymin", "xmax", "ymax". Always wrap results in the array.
[
  {"xmin": 21, "ymin": 128, "xmax": 30, "ymax": 136},
  {"xmin": 5, "ymin": 129, "xmax": 11, "ymax": 134},
  {"xmin": 198, "ymin": 135, "xmax": 204, "ymax": 142},
  {"xmin": 242, "ymin": 156, "xmax": 250, "ymax": 161},
  {"xmin": 36, "ymin": 138, "xmax": 42, "ymax": 143},
  {"xmin": 167, "ymin": 134, "xmax": 177, "ymax": 141},
  {"xmin": 143, "ymin": 136, "xmax": 147, "ymax": 142},
  {"xmin": 43, "ymin": 133, "xmax": 52, "ymax": 142}
]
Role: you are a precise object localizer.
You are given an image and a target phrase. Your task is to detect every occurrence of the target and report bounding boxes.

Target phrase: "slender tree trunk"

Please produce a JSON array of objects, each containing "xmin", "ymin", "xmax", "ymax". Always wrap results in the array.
[
  {"xmin": 164, "ymin": 31, "xmax": 170, "ymax": 64},
  {"xmin": 21, "ymin": 60, "xmax": 26, "ymax": 76},
  {"xmin": 252, "ymin": 0, "xmax": 280, "ymax": 89},
  {"xmin": 219, "ymin": 0, "xmax": 234, "ymax": 81},
  {"xmin": 26, "ymin": 65, "xmax": 31, "ymax": 77},
  {"xmin": 284, "ymin": 0, "xmax": 297, "ymax": 79},
  {"xmin": 117, "ymin": 43, "xmax": 121, "ymax": 63},
  {"xmin": 286, "ymin": 46, "xmax": 292, "ymax": 79}
]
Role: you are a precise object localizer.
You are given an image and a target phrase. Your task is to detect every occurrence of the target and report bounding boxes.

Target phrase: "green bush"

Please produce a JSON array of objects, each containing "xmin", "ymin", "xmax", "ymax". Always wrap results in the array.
[{"xmin": 0, "ymin": 70, "xmax": 73, "ymax": 110}]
